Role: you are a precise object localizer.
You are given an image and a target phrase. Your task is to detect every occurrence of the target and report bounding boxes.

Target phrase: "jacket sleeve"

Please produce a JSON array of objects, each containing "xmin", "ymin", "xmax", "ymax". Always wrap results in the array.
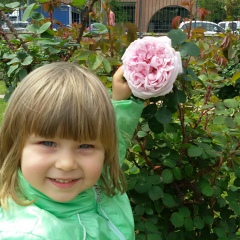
[{"xmin": 112, "ymin": 99, "xmax": 144, "ymax": 166}]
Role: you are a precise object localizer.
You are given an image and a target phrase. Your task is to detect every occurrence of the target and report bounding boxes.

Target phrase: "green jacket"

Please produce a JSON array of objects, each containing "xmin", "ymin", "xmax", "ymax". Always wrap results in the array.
[{"xmin": 0, "ymin": 99, "xmax": 144, "ymax": 240}]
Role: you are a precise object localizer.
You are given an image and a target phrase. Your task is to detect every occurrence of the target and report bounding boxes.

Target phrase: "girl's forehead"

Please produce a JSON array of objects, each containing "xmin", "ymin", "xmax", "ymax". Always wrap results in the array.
[
  {"xmin": 25, "ymin": 134, "xmax": 104, "ymax": 146},
  {"xmin": 27, "ymin": 130, "xmax": 107, "ymax": 144}
]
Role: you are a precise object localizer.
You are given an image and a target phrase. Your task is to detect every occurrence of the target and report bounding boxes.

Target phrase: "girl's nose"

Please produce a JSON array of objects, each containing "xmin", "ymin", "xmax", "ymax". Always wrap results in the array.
[{"xmin": 55, "ymin": 151, "xmax": 78, "ymax": 171}]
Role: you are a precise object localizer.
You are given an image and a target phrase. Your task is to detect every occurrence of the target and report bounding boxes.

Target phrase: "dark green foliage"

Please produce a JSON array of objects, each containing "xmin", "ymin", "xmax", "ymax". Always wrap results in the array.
[{"xmin": 0, "ymin": 1, "xmax": 240, "ymax": 239}]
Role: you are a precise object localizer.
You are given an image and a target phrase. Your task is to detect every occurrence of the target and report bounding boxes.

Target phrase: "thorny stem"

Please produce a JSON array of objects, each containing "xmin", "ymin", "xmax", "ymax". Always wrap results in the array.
[
  {"xmin": 76, "ymin": 0, "xmax": 98, "ymax": 43},
  {"xmin": 177, "ymin": 80, "xmax": 188, "ymax": 165},
  {"xmin": 0, "ymin": 24, "xmax": 15, "ymax": 51},
  {"xmin": 209, "ymin": 141, "xmax": 240, "ymax": 214},
  {"xmin": 130, "ymin": 124, "xmax": 162, "ymax": 174},
  {"xmin": 138, "ymin": 138, "xmax": 162, "ymax": 174},
  {"xmin": 230, "ymin": 141, "xmax": 240, "ymax": 158},
  {"xmin": 105, "ymin": 4, "xmax": 114, "ymax": 58},
  {"xmin": 194, "ymin": 85, "xmax": 213, "ymax": 129},
  {"xmin": 0, "ymin": 10, "xmax": 28, "ymax": 52}
]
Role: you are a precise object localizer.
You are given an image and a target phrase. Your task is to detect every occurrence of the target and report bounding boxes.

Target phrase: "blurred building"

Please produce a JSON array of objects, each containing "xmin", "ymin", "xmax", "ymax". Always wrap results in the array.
[
  {"xmin": 115, "ymin": 0, "xmax": 196, "ymax": 33},
  {"xmin": 36, "ymin": 0, "xmax": 195, "ymax": 33}
]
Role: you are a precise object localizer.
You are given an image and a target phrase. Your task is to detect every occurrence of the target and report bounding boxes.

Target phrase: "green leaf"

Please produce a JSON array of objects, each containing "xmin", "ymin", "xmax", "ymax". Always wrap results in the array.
[
  {"xmin": 127, "ymin": 179, "xmax": 137, "ymax": 190},
  {"xmin": 16, "ymin": 51, "xmax": 28, "ymax": 60},
  {"xmin": 137, "ymin": 131, "xmax": 148, "ymax": 138},
  {"xmin": 147, "ymin": 234, "xmax": 163, "ymax": 240},
  {"xmin": 37, "ymin": 22, "xmax": 52, "ymax": 34},
  {"xmin": 145, "ymin": 207, "xmax": 154, "ymax": 215},
  {"xmin": 31, "ymin": 12, "xmax": 44, "ymax": 21},
  {"xmin": 235, "ymin": 166, "xmax": 240, "ymax": 178},
  {"xmin": 161, "ymin": 169, "xmax": 174, "ymax": 184},
  {"xmin": 170, "ymin": 212, "xmax": 184, "ymax": 227},
  {"xmin": 26, "ymin": 24, "xmax": 40, "ymax": 33},
  {"xmin": 164, "ymin": 92, "xmax": 178, "ymax": 108},
  {"xmin": 135, "ymin": 204, "xmax": 145, "ymax": 215},
  {"xmin": 102, "ymin": 58, "xmax": 111, "ymax": 73},
  {"xmin": 7, "ymin": 57, "xmax": 20, "ymax": 65},
  {"xmin": 225, "ymin": 117, "xmax": 236, "ymax": 128},
  {"xmin": 201, "ymin": 185, "xmax": 214, "ymax": 196},
  {"xmin": 148, "ymin": 117, "xmax": 164, "ymax": 133},
  {"xmin": 91, "ymin": 23, "xmax": 107, "ymax": 33},
  {"xmin": 234, "ymin": 113, "xmax": 240, "ymax": 125},
  {"xmin": 167, "ymin": 29, "xmax": 187, "ymax": 46},
  {"xmin": 5, "ymin": 2, "xmax": 20, "ymax": 8},
  {"xmin": 213, "ymin": 227, "xmax": 227, "ymax": 238},
  {"xmin": 72, "ymin": 50, "xmax": 91, "ymax": 61},
  {"xmin": 87, "ymin": 53, "xmax": 103, "ymax": 70},
  {"xmin": 218, "ymin": 197, "xmax": 226, "ymax": 208},
  {"xmin": 142, "ymin": 104, "xmax": 157, "ymax": 119},
  {"xmin": 22, "ymin": 3, "xmax": 36, "ymax": 21},
  {"xmin": 184, "ymin": 165, "xmax": 193, "ymax": 176},
  {"xmin": 229, "ymin": 201, "xmax": 240, "ymax": 215},
  {"xmin": 148, "ymin": 186, "xmax": 164, "ymax": 201},
  {"xmin": 187, "ymin": 67, "xmax": 199, "ymax": 81},
  {"xmin": 135, "ymin": 180, "xmax": 152, "ymax": 193},
  {"xmin": 145, "ymin": 221, "xmax": 158, "ymax": 233},
  {"xmin": 21, "ymin": 56, "xmax": 33, "ymax": 66},
  {"xmin": 163, "ymin": 159, "xmax": 176, "ymax": 168},
  {"xmin": 36, "ymin": 39, "xmax": 61, "ymax": 45},
  {"xmin": 135, "ymin": 221, "xmax": 145, "ymax": 232},
  {"xmin": 193, "ymin": 216, "xmax": 205, "ymax": 229},
  {"xmin": 213, "ymin": 115, "xmax": 225, "ymax": 125},
  {"xmin": 18, "ymin": 69, "xmax": 28, "ymax": 81},
  {"xmin": 187, "ymin": 145, "xmax": 203, "ymax": 157},
  {"xmin": 180, "ymin": 42, "xmax": 200, "ymax": 57},
  {"xmin": 162, "ymin": 193, "xmax": 177, "ymax": 208},
  {"xmin": 173, "ymin": 167, "xmax": 182, "ymax": 180},
  {"xmin": 203, "ymin": 215, "xmax": 214, "ymax": 225},
  {"xmin": 184, "ymin": 217, "xmax": 194, "ymax": 231},
  {"xmin": 223, "ymin": 99, "xmax": 239, "ymax": 109},
  {"xmin": 155, "ymin": 107, "xmax": 172, "ymax": 124},
  {"xmin": 113, "ymin": 41, "xmax": 122, "ymax": 53},
  {"xmin": 7, "ymin": 65, "xmax": 18, "ymax": 77},
  {"xmin": 175, "ymin": 89, "xmax": 186, "ymax": 103},
  {"xmin": 3, "ymin": 53, "xmax": 16, "ymax": 60},
  {"xmin": 179, "ymin": 207, "xmax": 191, "ymax": 217},
  {"xmin": 231, "ymin": 71, "xmax": 240, "ymax": 84}
]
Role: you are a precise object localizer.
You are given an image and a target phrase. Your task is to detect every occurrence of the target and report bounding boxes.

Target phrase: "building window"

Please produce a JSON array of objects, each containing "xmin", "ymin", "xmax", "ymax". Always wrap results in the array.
[
  {"xmin": 113, "ymin": 2, "xmax": 135, "ymax": 23},
  {"xmin": 71, "ymin": 7, "xmax": 81, "ymax": 24}
]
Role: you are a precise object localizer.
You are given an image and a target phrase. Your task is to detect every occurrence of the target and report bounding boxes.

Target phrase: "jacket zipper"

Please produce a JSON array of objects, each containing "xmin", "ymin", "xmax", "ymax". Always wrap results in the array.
[
  {"xmin": 77, "ymin": 214, "xmax": 87, "ymax": 240},
  {"xmin": 93, "ymin": 186, "xmax": 126, "ymax": 240}
]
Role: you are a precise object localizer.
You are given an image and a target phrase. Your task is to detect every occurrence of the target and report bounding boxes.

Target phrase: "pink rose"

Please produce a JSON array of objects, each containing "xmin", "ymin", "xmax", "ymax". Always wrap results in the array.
[{"xmin": 121, "ymin": 36, "xmax": 182, "ymax": 100}]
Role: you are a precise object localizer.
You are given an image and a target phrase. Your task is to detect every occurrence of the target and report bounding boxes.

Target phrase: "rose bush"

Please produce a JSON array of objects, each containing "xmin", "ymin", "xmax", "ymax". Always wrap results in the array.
[{"xmin": 121, "ymin": 36, "xmax": 182, "ymax": 99}]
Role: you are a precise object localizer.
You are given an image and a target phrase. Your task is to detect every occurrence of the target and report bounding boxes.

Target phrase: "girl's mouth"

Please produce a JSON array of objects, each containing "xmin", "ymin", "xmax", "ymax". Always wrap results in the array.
[{"xmin": 48, "ymin": 178, "xmax": 80, "ymax": 188}]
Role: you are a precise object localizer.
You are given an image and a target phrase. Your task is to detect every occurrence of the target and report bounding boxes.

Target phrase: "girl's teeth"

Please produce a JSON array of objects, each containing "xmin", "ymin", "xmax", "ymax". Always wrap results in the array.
[{"xmin": 54, "ymin": 179, "xmax": 73, "ymax": 183}]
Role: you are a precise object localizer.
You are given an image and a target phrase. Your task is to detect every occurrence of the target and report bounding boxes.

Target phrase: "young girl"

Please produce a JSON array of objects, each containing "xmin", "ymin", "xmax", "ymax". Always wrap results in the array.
[{"xmin": 0, "ymin": 62, "xmax": 144, "ymax": 240}]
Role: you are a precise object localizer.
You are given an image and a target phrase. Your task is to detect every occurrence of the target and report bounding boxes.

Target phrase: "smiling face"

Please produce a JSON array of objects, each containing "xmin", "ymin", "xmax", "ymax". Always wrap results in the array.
[
  {"xmin": 0, "ymin": 63, "xmax": 123, "ymax": 207},
  {"xmin": 21, "ymin": 135, "xmax": 105, "ymax": 202}
]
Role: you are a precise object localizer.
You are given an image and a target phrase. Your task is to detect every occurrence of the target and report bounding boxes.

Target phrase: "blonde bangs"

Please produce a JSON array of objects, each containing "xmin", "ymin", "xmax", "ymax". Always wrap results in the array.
[{"xmin": 7, "ymin": 62, "xmax": 117, "ymax": 154}]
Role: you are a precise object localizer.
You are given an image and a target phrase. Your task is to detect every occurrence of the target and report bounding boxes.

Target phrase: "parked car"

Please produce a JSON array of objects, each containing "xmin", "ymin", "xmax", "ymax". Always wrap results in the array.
[
  {"xmin": 84, "ymin": 23, "xmax": 108, "ymax": 36},
  {"xmin": 218, "ymin": 21, "xmax": 240, "ymax": 34},
  {"xmin": 179, "ymin": 21, "xmax": 225, "ymax": 36},
  {"xmin": 1, "ymin": 21, "xmax": 28, "ymax": 32}
]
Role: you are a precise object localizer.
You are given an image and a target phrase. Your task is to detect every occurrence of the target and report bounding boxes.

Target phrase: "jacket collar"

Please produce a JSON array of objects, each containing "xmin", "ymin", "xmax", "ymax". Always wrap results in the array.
[{"xmin": 18, "ymin": 169, "xmax": 96, "ymax": 218}]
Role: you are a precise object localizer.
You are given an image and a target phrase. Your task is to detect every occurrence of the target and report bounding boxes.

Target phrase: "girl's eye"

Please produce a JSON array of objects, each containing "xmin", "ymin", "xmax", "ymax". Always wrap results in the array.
[
  {"xmin": 79, "ymin": 144, "xmax": 94, "ymax": 149},
  {"xmin": 40, "ymin": 141, "xmax": 56, "ymax": 147}
]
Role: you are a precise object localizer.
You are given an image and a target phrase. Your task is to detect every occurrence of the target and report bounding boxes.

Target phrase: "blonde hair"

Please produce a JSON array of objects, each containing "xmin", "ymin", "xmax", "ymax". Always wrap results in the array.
[{"xmin": 0, "ymin": 62, "xmax": 126, "ymax": 208}]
